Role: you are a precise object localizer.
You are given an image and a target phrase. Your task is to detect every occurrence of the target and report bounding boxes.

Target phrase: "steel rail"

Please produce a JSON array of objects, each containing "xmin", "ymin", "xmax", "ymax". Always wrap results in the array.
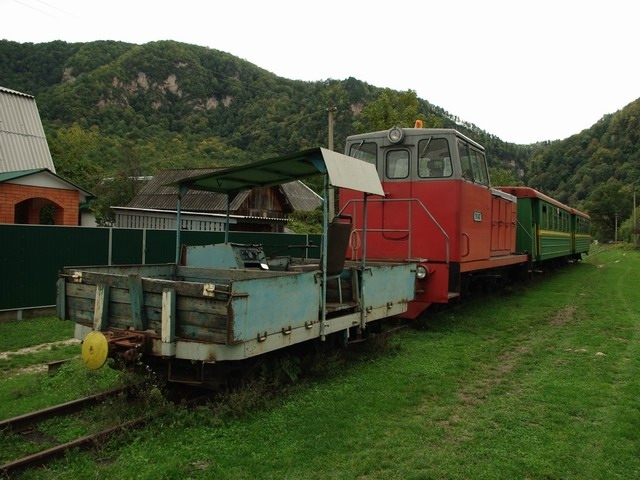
[
  {"xmin": 0, "ymin": 416, "xmax": 150, "ymax": 476},
  {"xmin": 0, "ymin": 385, "xmax": 135, "ymax": 433},
  {"xmin": 0, "ymin": 384, "xmax": 214, "ymax": 476}
]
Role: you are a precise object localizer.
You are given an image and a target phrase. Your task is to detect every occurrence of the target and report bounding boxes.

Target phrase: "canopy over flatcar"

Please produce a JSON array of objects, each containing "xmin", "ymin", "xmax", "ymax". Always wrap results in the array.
[
  {"xmin": 170, "ymin": 147, "xmax": 384, "ymax": 196},
  {"xmin": 168, "ymin": 147, "xmax": 388, "ymax": 332}
]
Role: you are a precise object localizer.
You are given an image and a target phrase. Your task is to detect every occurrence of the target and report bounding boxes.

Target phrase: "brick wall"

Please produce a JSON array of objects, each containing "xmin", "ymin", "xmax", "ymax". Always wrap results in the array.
[{"xmin": 0, "ymin": 183, "xmax": 80, "ymax": 225}]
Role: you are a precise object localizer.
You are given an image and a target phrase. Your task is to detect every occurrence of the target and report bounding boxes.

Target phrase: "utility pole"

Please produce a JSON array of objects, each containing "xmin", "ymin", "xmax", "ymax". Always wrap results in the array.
[
  {"xmin": 327, "ymin": 105, "xmax": 337, "ymax": 220},
  {"xmin": 634, "ymin": 184, "xmax": 638, "ymax": 248},
  {"xmin": 628, "ymin": 179, "xmax": 639, "ymax": 248}
]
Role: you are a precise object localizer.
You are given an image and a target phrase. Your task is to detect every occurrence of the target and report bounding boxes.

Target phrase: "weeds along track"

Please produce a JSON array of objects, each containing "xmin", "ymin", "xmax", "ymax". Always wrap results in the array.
[{"xmin": 0, "ymin": 385, "xmax": 152, "ymax": 477}]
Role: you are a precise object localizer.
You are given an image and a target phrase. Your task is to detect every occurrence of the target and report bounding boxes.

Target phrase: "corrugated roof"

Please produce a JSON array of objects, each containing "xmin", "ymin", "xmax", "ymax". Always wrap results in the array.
[
  {"xmin": 125, "ymin": 168, "xmax": 247, "ymax": 211},
  {"xmin": 113, "ymin": 205, "xmax": 288, "ymax": 223},
  {"xmin": 0, "ymin": 86, "xmax": 34, "ymax": 98},
  {"xmin": 280, "ymin": 180, "xmax": 322, "ymax": 211},
  {"xmin": 0, "ymin": 86, "xmax": 56, "ymax": 174},
  {"xmin": 126, "ymin": 168, "xmax": 321, "ymax": 213}
]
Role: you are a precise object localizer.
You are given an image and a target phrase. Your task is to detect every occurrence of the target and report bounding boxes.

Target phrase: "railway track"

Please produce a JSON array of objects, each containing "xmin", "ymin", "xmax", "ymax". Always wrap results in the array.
[
  {"xmin": 0, "ymin": 385, "xmax": 150, "ymax": 477},
  {"xmin": 0, "ymin": 383, "xmax": 216, "ymax": 477}
]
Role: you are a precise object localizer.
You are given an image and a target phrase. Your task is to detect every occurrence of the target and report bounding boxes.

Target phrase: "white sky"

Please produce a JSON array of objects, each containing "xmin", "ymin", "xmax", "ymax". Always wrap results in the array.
[{"xmin": 2, "ymin": 0, "xmax": 638, "ymax": 144}]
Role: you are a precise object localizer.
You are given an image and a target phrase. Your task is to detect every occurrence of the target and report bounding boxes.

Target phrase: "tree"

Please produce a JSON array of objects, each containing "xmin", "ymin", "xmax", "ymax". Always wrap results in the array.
[
  {"xmin": 490, "ymin": 167, "xmax": 523, "ymax": 187},
  {"xmin": 582, "ymin": 180, "xmax": 632, "ymax": 241},
  {"xmin": 90, "ymin": 174, "xmax": 144, "ymax": 226},
  {"xmin": 89, "ymin": 144, "xmax": 153, "ymax": 226},
  {"xmin": 352, "ymin": 89, "xmax": 423, "ymax": 133},
  {"xmin": 48, "ymin": 124, "xmax": 103, "ymax": 189}
]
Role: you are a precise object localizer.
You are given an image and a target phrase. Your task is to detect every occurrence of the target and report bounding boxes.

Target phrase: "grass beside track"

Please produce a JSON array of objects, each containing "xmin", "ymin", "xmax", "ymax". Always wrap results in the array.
[
  {"xmin": 0, "ymin": 317, "xmax": 127, "ymax": 418},
  {"xmin": 0, "ymin": 316, "xmax": 73, "ymax": 351},
  {"xmin": 3, "ymin": 246, "xmax": 640, "ymax": 479}
]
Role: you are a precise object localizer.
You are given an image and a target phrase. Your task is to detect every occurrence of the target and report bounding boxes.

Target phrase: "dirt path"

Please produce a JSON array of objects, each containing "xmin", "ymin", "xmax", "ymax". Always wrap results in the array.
[{"xmin": 0, "ymin": 338, "xmax": 81, "ymax": 360}]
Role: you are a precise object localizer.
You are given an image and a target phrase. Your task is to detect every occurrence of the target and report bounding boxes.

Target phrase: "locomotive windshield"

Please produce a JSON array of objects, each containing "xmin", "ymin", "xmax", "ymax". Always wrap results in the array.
[
  {"xmin": 349, "ymin": 141, "xmax": 377, "ymax": 166},
  {"xmin": 345, "ymin": 129, "xmax": 490, "ymax": 185},
  {"xmin": 418, "ymin": 137, "xmax": 452, "ymax": 178},
  {"xmin": 386, "ymin": 150, "xmax": 410, "ymax": 179}
]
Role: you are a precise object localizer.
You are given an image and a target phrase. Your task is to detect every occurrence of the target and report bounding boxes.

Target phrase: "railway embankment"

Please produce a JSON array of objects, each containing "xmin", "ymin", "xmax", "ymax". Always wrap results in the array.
[{"xmin": 1, "ymin": 245, "xmax": 639, "ymax": 479}]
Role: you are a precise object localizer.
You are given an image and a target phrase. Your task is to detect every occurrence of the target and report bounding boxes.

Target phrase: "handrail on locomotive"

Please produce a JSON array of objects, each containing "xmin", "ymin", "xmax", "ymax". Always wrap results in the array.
[{"xmin": 339, "ymin": 196, "xmax": 450, "ymax": 265}]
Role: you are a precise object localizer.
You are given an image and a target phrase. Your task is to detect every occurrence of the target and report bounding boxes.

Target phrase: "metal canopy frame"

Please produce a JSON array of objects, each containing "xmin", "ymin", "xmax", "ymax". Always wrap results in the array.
[
  {"xmin": 171, "ymin": 147, "xmax": 384, "ymax": 196},
  {"xmin": 170, "ymin": 147, "xmax": 384, "ymax": 254},
  {"xmin": 170, "ymin": 147, "xmax": 385, "ymax": 338}
]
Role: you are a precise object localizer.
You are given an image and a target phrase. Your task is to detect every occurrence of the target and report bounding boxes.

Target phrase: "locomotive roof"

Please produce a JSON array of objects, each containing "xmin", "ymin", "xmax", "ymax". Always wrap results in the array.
[
  {"xmin": 346, "ymin": 128, "xmax": 485, "ymax": 151},
  {"xmin": 170, "ymin": 147, "xmax": 384, "ymax": 196}
]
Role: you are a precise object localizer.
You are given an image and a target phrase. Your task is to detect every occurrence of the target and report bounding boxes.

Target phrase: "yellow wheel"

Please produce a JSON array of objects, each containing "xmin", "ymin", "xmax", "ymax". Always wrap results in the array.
[{"xmin": 81, "ymin": 331, "xmax": 109, "ymax": 370}]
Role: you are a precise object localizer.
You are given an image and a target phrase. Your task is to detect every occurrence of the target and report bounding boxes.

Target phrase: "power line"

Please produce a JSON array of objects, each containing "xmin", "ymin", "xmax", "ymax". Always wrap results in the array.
[
  {"xmin": 12, "ymin": 0, "xmax": 59, "ymax": 18},
  {"xmin": 34, "ymin": 0, "xmax": 75, "ymax": 17}
]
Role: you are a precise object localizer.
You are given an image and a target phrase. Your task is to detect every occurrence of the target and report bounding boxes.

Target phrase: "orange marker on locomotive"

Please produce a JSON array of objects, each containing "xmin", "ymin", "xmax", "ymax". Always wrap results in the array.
[{"xmin": 339, "ymin": 122, "xmax": 529, "ymax": 318}]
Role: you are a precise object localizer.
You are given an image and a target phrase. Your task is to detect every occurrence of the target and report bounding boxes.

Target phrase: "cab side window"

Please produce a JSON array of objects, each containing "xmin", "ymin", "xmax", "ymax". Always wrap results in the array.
[
  {"xmin": 458, "ymin": 140, "xmax": 489, "ymax": 186},
  {"xmin": 470, "ymin": 148, "xmax": 489, "ymax": 186}
]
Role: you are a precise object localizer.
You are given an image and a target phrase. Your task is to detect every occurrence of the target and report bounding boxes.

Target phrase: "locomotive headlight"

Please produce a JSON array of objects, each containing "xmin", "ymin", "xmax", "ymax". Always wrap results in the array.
[
  {"xmin": 388, "ymin": 126, "xmax": 404, "ymax": 144},
  {"xmin": 415, "ymin": 265, "xmax": 428, "ymax": 279}
]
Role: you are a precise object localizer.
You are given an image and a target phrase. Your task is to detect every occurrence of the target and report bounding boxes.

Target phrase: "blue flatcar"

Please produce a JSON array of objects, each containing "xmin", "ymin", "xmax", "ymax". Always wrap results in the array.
[{"xmin": 58, "ymin": 148, "xmax": 418, "ymax": 387}]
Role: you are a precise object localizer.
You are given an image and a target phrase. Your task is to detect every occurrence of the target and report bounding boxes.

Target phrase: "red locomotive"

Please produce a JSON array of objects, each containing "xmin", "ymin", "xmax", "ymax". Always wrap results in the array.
[{"xmin": 339, "ymin": 123, "xmax": 530, "ymax": 318}]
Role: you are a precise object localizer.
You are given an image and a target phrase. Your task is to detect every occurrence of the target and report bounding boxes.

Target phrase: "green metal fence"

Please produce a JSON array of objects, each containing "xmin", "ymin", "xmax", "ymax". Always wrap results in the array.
[{"xmin": 0, "ymin": 225, "xmax": 320, "ymax": 312}]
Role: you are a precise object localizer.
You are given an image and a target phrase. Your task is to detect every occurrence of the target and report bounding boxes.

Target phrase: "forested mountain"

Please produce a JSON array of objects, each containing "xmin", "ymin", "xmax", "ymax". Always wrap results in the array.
[
  {"xmin": 1, "ymin": 39, "xmax": 638, "ymax": 240},
  {"xmin": 526, "ymin": 99, "xmax": 640, "ymax": 240}
]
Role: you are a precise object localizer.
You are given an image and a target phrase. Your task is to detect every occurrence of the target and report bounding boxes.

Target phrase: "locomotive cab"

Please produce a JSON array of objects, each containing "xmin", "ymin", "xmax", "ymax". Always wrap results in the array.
[{"xmin": 340, "ymin": 126, "xmax": 528, "ymax": 318}]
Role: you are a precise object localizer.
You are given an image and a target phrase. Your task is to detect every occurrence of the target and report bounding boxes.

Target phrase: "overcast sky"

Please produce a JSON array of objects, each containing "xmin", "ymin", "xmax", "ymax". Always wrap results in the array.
[{"xmin": 3, "ymin": 0, "xmax": 638, "ymax": 144}]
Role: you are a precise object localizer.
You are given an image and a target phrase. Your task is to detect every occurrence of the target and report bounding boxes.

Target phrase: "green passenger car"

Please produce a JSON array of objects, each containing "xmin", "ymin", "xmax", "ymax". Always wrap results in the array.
[
  {"xmin": 499, "ymin": 187, "xmax": 591, "ymax": 265},
  {"xmin": 571, "ymin": 209, "xmax": 592, "ymax": 257}
]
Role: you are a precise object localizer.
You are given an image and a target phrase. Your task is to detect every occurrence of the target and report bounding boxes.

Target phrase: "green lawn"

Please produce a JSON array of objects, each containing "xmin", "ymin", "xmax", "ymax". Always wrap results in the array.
[
  {"xmin": 0, "ymin": 316, "xmax": 74, "ymax": 351},
  {"xmin": 0, "ymin": 317, "xmax": 125, "ymax": 420},
  {"xmin": 4, "ymin": 246, "xmax": 640, "ymax": 479}
]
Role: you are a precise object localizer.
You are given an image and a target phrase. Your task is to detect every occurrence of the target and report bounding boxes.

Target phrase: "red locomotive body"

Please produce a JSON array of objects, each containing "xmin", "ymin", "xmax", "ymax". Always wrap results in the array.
[{"xmin": 339, "ymin": 126, "xmax": 528, "ymax": 318}]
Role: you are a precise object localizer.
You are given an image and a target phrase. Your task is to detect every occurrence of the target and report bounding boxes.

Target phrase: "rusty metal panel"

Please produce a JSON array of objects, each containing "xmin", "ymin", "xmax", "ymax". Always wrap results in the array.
[
  {"xmin": 359, "ymin": 262, "xmax": 416, "ymax": 313},
  {"xmin": 227, "ymin": 271, "xmax": 321, "ymax": 343}
]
